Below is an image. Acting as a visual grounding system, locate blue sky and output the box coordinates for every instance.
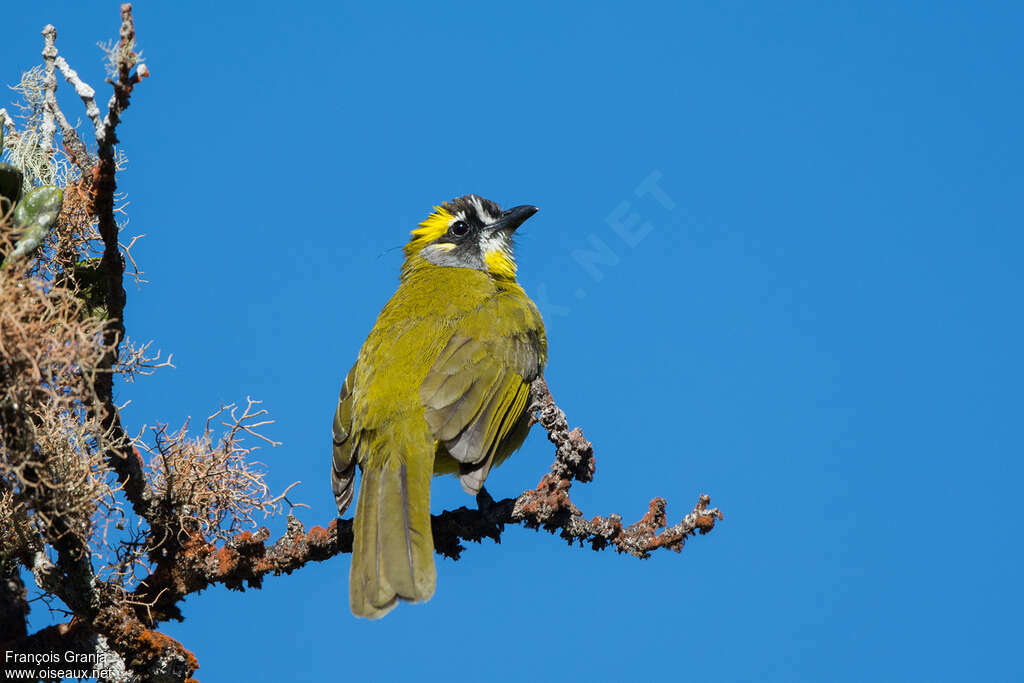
[7,1,1023,680]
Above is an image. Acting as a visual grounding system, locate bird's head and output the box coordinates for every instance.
[403,194,538,281]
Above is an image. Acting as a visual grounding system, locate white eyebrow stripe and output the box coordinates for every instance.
[469,195,497,225]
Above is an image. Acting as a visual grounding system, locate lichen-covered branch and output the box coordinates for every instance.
[88,5,156,528]
[123,378,722,615]
[38,26,58,155]
[2,617,195,683]
[0,6,192,682]
[44,4,162,536]
[510,377,722,557]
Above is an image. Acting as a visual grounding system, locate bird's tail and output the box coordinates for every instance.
[350,453,436,619]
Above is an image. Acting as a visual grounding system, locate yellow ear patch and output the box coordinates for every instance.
[484,248,517,280]
[404,206,454,257]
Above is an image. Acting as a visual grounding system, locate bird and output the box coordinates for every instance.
[331,194,547,618]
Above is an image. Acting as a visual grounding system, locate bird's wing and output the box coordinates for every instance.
[419,324,542,493]
[331,363,358,516]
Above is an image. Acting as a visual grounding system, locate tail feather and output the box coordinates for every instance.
[350,457,435,618]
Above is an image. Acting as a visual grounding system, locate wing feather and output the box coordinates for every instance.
[420,330,541,484]
[331,364,358,515]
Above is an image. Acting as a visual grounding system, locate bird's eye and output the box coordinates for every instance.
[450,220,469,237]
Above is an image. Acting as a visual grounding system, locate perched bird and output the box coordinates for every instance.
[332,194,547,618]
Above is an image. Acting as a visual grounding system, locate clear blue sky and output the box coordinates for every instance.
[8,1,1023,681]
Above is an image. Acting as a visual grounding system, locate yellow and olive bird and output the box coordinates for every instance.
[331,194,547,618]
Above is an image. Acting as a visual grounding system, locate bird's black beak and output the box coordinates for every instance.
[490,205,538,233]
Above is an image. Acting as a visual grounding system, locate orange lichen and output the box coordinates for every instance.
[307,525,329,546]
[216,546,240,575]
[136,629,199,672]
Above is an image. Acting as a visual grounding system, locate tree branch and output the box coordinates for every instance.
[83,4,158,526]
[1,618,195,683]
[128,378,723,619]
[0,569,29,643]
[2,10,198,681]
